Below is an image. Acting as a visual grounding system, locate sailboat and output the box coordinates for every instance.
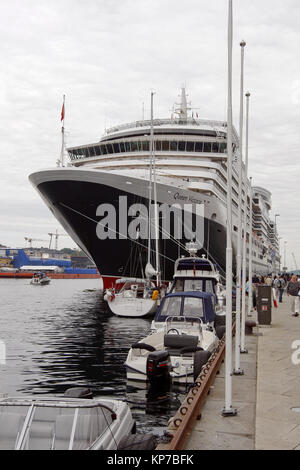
[104,93,163,318]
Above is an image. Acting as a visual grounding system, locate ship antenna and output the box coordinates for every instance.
[174,87,192,120]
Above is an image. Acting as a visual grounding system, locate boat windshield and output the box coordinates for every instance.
[159,296,204,319]
[172,278,215,294]
[182,297,204,318]
[0,401,115,450]
[159,296,182,318]
[183,279,204,292]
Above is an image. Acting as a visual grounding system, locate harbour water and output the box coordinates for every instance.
[0,279,183,436]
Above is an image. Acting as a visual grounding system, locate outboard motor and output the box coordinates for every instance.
[146,350,171,383]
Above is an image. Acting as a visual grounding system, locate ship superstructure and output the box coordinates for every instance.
[29,89,279,288]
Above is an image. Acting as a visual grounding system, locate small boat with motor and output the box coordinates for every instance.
[168,242,226,320]
[104,278,159,318]
[125,291,225,385]
[0,387,156,450]
[30,272,51,286]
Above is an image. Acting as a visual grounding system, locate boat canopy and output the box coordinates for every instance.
[0,398,116,450]
[155,291,216,323]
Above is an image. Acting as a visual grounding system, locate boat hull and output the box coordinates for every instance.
[106,296,157,318]
[29,168,273,283]
[29,169,230,285]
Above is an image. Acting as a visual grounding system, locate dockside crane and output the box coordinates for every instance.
[24,237,47,248]
[48,230,68,251]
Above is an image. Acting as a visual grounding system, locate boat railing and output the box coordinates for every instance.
[105,118,232,135]
[164,316,203,338]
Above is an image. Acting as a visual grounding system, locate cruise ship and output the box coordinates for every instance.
[29,89,279,289]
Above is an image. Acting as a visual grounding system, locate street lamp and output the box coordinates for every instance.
[233,38,246,376]
[240,91,251,355]
[284,241,287,272]
[272,214,280,275]
[278,237,282,272]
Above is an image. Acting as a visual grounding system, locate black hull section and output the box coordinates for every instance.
[38,180,228,281]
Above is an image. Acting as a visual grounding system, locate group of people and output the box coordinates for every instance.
[246,273,300,317]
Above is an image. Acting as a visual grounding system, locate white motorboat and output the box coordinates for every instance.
[30,272,51,286]
[165,242,226,324]
[125,291,224,384]
[104,278,159,318]
[0,387,138,450]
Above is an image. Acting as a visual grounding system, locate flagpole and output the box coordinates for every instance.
[222,0,237,417]
[241,91,251,354]
[248,176,253,317]
[60,95,65,168]
[233,40,246,376]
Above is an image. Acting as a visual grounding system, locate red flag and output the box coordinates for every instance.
[61,102,65,122]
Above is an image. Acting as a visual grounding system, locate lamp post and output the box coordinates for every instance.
[248,177,253,317]
[274,214,280,273]
[241,91,251,354]
[278,237,282,272]
[233,39,246,376]
[222,0,237,417]
[284,241,287,272]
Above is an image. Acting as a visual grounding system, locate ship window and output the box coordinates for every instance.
[186,141,195,152]
[88,147,95,157]
[142,141,149,151]
[94,146,101,155]
[203,142,212,152]
[125,142,131,152]
[119,142,125,152]
[170,141,178,151]
[178,141,186,151]
[212,143,219,153]
[155,141,162,151]
[113,143,120,153]
[162,141,169,151]
[101,144,107,155]
[131,141,138,152]
[106,144,113,154]
[219,143,227,153]
[195,142,203,152]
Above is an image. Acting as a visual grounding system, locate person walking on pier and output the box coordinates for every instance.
[274,275,286,303]
[287,275,300,317]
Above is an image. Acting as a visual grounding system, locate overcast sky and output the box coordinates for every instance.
[0,0,299,270]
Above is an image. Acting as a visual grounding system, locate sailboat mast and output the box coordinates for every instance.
[152,93,161,286]
[147,93,154,266]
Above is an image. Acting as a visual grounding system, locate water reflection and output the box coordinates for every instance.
[0,279,186,434]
